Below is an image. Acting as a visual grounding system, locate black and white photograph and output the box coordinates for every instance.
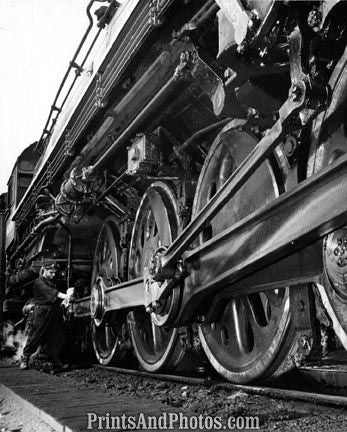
[1,0,347,430]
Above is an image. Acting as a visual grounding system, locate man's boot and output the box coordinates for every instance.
[19,357,29,370]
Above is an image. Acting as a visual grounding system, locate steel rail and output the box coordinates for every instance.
[97,365,347,408]
[96,365,212,385]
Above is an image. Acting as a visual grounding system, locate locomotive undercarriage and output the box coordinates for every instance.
[5,0,347,383]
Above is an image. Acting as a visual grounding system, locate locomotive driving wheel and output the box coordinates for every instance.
[194,127,308,383]
[310,49,347,348]
[91,216,127,365]
[127,182,186,372]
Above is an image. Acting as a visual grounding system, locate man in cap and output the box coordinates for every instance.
[20,260,74,370]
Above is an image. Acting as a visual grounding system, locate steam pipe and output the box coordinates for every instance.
[174,118,232,156]
[13,213,61,260]
[75,170,127,223]
[91,74,189,171]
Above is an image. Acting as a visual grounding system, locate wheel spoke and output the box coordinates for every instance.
[102,234,107,261]
[92,218,125,365]
[92,318,121,365]
[230,298,250,354]
[151,319,163,352]
[262,290,283,309]
[147,189,171,246]
[145,210,154,242]
[128,182,186,372]
[242,295,269,350]
[105,323,114,350]
[104,224,118,278]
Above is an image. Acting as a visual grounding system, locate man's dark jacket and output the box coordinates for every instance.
[23,276,64,364]
[33,276,59,305]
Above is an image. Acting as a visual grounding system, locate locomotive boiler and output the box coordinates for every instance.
[2,0,347,384]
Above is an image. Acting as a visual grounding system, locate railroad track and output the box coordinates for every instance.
[3,358,347,432]
[95,364,347,409]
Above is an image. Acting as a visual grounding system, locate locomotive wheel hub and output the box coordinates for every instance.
[90,277,106,325]
[324,228,347,301]
[143,246,180,326]
[148,246,166,278]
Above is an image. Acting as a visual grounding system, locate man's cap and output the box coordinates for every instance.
[42,260,59,270]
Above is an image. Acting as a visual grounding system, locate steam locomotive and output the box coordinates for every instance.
[1,0,347,384]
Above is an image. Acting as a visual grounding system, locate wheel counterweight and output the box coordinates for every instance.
[193,126,310,383]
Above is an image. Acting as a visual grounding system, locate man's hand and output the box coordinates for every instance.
[66,287,75,299]
[61,288,75,307]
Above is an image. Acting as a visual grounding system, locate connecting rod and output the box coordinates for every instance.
[158,92,305,280]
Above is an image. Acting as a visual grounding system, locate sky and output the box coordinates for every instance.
[0,0,91,193]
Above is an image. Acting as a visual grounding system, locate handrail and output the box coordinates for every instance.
[35,0,109,153]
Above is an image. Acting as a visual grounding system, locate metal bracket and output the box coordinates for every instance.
[51,105,62,114]
[46,162,53,184]
[70,60,84,77]
[63,130,73,157]
[94,73,106,108]
[173,50,198,80]
[149,0,164,27]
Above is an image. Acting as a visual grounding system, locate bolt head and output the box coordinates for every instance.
[152,301,161,310]
[290,84,302,101]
